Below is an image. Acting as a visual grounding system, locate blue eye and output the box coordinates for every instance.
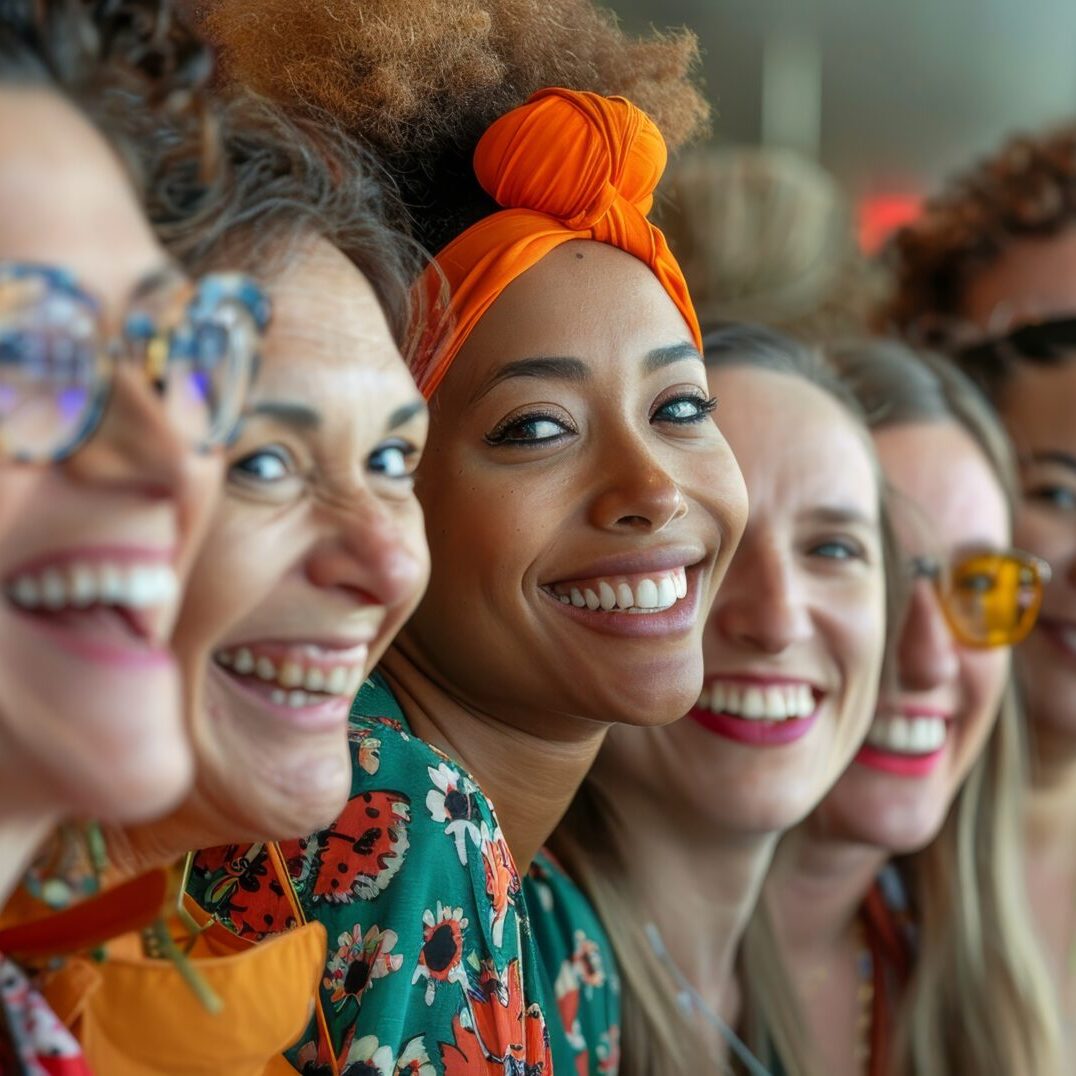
[484,412,575,447]
[811,539,863,561]
[1027,483,1076,511]
[653,394,717,424]
[368,439,416,478]
[230,445,293,482]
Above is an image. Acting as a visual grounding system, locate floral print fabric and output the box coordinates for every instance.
[0,955,92,1076]
[189,673,553,1075]
[523,853,620,1075]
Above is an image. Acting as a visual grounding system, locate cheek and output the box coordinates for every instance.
[952,651,1009,775]
[1015,508,1075,567]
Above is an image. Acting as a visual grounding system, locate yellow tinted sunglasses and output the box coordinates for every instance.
[909,549,1051,648]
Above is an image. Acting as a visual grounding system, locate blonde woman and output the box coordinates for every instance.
[761,341,1061,1076]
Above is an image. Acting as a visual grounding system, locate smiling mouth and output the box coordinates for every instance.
[215,644,367,710]
[863,713,949,757]
[543,566,689,614]
[4,558,178,648]
[695,679,819,722]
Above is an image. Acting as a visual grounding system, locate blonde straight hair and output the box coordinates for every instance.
[742,340,1062,1075]
[551,324,885,1076]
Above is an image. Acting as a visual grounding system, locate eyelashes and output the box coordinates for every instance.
[484,392,717,448]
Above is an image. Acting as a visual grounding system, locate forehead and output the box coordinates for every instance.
[444,240,695,398]
[962,226,1076,329]
[874,421,1009,551]
[253,236,413,401]
[711,365,878,516]
[1000,360,1076,457]
[0,88,164,307]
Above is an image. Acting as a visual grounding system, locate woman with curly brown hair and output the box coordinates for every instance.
[885,126,1076,1057]
[187,4,750,1074]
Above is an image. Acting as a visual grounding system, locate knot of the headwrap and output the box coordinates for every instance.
[412,87,700,399]
[474,87,665,230]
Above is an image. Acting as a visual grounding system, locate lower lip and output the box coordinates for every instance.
[543,576,702,639]
[687,705,820,746]
[1037,620,1076,663]
[854,742,946,778]
[210,662,352,733]
[6,606,171,668]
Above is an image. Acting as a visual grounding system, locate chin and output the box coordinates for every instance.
[66,750,194,824]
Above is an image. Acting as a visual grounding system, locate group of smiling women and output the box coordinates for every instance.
[1,1,1075,1074]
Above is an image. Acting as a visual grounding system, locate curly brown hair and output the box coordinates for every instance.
[0,0,217,203]
[152,90,419,347]
[198,0,708,251]
[882,123,1076,340]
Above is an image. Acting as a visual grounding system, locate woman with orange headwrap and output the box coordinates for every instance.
[189,85,748,1075]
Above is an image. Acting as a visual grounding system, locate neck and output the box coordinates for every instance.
[591,755,776,1026]
[0,756,64,907]
[1025,719,1076,862]
[379,644,608,870]
[767,821,888,958]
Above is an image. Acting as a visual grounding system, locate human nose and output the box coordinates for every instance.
[710,534,812,654]
[587,433,688,534]
[306,492,429,610]
[896,579,960,691]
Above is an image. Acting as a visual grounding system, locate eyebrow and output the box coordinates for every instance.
[802,505,877,528]
[247,400,322,429]
[1022,449,1076,473]
[471,341,704,404]
[388,399,427,431]
[643,342,704,374]
[129,262,185,302]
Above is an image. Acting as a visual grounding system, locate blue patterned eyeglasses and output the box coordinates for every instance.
[0,263,271,462]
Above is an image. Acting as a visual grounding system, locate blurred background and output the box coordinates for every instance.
[618,0,1076,255]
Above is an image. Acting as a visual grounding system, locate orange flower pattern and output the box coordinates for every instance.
[190,676,553,1075]
[523,852,621,1075]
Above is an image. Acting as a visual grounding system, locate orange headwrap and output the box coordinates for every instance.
[412,86,702,398]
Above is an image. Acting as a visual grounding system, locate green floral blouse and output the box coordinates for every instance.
[189,673,553,1074]
[523,851,621,1075]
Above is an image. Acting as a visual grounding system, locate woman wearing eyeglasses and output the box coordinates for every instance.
[760,341,1061,1076]
[0,3,267,1070]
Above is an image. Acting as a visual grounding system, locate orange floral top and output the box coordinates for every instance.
[188,673,553,1075]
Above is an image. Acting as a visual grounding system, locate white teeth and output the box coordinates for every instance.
[697,680,818,722]
[764,687,787,720]
[674,568,688,600]
[6,561,180,616]
[867,714,947,756]
[552,567,689,613]
[219,646,365,700]
[41,569,66,610]
[742,687,765,719]
[280,661,304,688]
[11,576,40,609]
[326,666,349,694]
[69,564,96,608]
[657,577,677,608]
[636,578,659,609]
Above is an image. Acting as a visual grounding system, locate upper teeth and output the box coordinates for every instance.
[6,562,179,611]
[552,567,688,613]
[695,680,815,721]
[216,648,366,698]
[866,714,947,756]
